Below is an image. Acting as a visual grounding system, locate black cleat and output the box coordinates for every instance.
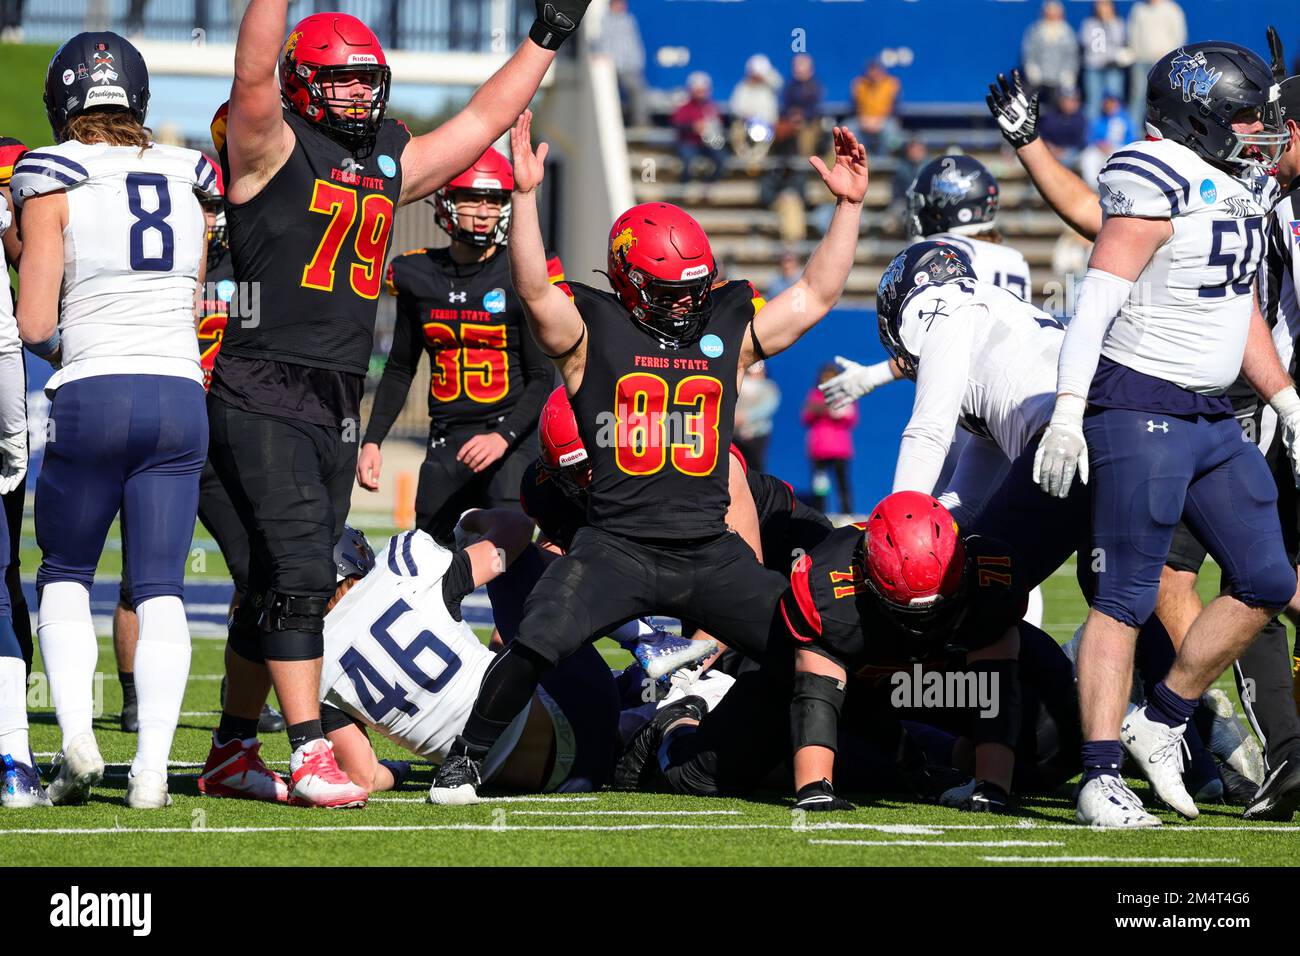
[1243,751,1300,821]
[119,699,139,733]
[1218,765,1259,807]
[613,695,706,791]
[428,753,482,805]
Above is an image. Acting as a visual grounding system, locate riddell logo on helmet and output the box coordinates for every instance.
[348,53,379,65]
[471,177,503,189]
[679,265,711,280]
[558,450,588,467]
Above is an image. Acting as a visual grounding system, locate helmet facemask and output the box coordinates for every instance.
[625,268,716,349]
[434,188,512,248]
[291,62,391,144]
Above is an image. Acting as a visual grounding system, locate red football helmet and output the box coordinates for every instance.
[279,13,392,142]
[433,147,514,248]
[606,203,717,349]
[198,155,227,256]
[539,386,591,499]
[860,491,967,638]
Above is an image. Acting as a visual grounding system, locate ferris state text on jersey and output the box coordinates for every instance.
[565,279,764,540]
[217,109,411,377]
[384,246,562,430]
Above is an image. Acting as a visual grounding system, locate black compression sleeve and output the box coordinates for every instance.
[363,292,422,446]
[494,319,555,446]
[441,549,476,622]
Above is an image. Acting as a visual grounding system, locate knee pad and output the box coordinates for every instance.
[259,591,327,661]
[227,593,265,663]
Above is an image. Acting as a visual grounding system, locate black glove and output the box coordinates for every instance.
[793,778,855,813]
[941,779,1012,814]
[529,0,592,51]
[986,70,1039,150]
[1267,26,1287,83]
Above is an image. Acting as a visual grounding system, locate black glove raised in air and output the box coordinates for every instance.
[529,0,592,51]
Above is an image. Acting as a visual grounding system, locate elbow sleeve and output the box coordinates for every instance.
[1056,268,1133,399]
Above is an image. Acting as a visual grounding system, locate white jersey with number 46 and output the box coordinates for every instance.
[321,531,494,761]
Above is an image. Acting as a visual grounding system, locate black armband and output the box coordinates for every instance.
[791,670,846,753]
[969,659,1021,749]
[748,321,769,362]
[542,323,586,360]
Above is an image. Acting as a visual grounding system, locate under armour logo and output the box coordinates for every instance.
[1145,420,1169,433]
[1124,734,1136,745]
[449,291,467,303]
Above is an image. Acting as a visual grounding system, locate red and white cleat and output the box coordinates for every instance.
[197,732,289,803]
[289,739,368,809]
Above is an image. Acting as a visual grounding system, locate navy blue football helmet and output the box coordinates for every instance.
[44,32,150,141]
[906,155,1000,238]
[1146,41,1287,175]
[876,241,974,380]
[334,525,376,581]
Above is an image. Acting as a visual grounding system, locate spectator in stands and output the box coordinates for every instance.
[1022,1,1080,106]
[782,54,826,158]
[1039,88,1088,163]
[1089,93,1134,150]
[766,248,802,299]
[1127,0,1186,129]
[593,0,649,128]
[729,54,782,162]
[671,71,728,185]
[889,138,928,230]
[735,361,781,473]
[851,59,902,156]
[0,0,23,42]
[804,365,857,515]
[1079,0,1127,124]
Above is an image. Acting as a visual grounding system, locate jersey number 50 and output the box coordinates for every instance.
[615,373,723,477]
[302,180,395,299]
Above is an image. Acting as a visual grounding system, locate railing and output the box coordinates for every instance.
[21,0,538,53]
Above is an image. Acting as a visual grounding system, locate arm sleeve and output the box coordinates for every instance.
[493,253,562,446]
[1055,268,1135,399]
[935,434,1010,528]
[440,549,476,621]
[363,276,423,446]
[893,311,974,495]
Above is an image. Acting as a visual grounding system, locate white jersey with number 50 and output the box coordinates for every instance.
[1095,137,1280,392]
[11,140,218,390]
[321,531,494,761]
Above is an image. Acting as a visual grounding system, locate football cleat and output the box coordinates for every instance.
[1218,765,1260,806]
[1243,749,1300,822]
[197,731,289,803]
[1203,689,1265,784]
[1121,705,1198,819]
[125,769,172,809]
[613,695,706,791]
[46,732,105,806]
[1,753,51,808]
[289,739,368,809]
[634,633,717,682]
[428,753,483,806]
[1076,774,1162,828]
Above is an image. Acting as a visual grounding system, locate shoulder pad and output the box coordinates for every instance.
[385,248,429,295]
[1098,141,1195,219]
[11,143,91,205]
[382,529,453,584]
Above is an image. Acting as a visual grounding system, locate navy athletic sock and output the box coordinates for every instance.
[1081,740,1124,783]
[216,712,260,746]
[1148,681,1197,728]
[286,719,324,752]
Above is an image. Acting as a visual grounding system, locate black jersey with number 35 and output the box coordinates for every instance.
[567,279,764,539]
[219,110,411,376]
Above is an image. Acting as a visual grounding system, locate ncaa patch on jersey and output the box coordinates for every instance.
[378,154,397,178]
[217,279,238,302]
[483,288,507,313]
[1200,178,1217,204]
[1290,220,1300,245]
[700,334,724,358]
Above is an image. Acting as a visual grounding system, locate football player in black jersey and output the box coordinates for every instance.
[429,113,867,804]
[357,147,558,544]
[204,0,594,807]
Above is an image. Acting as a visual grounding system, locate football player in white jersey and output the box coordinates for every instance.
[1034,42,1300,827]
[12,32,218,809]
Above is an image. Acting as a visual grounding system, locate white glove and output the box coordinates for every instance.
[818,356,895,411]
[1271,386,1300,488]
[1032,394,1089,499]
[0,431,26,495]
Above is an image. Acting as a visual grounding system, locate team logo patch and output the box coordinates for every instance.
[378,154,397,178]
[1169,48,1222,106]
[929,158,977,207]
[879,256,907,299]
[700,334,724,358]
[91,44,118,85]
[84,87,128,109]
[1100,184,1133,217]
[284,30,303,58]
[483,288,507,313]
[611,227,636,260]
[1289,220,1300,245]
[76,62,89,80]
[1200,178,1217,204]
[62,69,75,85]
[217,279,237,302]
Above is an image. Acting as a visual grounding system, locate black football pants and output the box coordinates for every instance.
[416,428,534,545]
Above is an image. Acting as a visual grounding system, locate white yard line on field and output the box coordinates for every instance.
[983,855,1240,864]
[811,839,1065,848]
[509,809,741,816]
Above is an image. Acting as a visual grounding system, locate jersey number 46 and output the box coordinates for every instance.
[339,598,462,723]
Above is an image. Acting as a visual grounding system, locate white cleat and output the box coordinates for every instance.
[126,769,173,809]
[1203,689,1265,785]
[1076,775,1162,828]
[46,733,105,806]
[1122,705,1198,819]
[635,634,718,681]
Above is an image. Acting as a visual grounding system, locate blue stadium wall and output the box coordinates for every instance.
[638,0,1296,104]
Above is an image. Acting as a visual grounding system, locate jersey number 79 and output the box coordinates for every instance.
[301,179,395,299]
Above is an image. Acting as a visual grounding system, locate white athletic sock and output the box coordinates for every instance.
[0,655,29,759]
[37,581,98,749]
[130,596,192,777]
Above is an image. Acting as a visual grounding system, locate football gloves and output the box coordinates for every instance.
[940,778,1012,814]
[818,356,896,411]
[1033,394,1088,499]
[0,431,26,496]
[793,778,855,813]
[1271,386,1300,488]
[529,0,592,51]
[986,70,1039,150]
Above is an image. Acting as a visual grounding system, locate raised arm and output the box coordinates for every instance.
[507,112,586,390]
[893,312,975,496]
[224,0,296,202]
[399,1,592,206]
[743,128,868,366]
